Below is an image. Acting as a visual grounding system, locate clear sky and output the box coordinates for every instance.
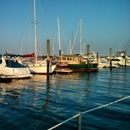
[0,0,130,56]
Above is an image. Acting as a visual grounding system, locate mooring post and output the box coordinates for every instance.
[77,113,82,130]
[110,48,112,70]
[97,52,99,63]
[47,39,50,80]
[59,50,61,57]
[87,45,90,72]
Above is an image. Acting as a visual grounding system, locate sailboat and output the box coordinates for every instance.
[57,18,98,72]
[26,0,56,74]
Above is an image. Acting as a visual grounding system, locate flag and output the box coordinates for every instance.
[23,53,35,58]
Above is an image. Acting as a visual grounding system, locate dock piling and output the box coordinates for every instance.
[47,39,50,80]
[110,48,112,70]
[87,45,90,72]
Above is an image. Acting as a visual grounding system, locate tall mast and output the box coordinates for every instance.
[80,18,82,55]
[71,31,73,54]
[57,17,61,56]
[34,0,37,63]
[52,37,55,56]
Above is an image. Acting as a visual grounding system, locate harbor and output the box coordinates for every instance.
[0,0,130,129]
[0,68,130,130]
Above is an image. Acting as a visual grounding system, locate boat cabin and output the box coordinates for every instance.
[59,55,85,64]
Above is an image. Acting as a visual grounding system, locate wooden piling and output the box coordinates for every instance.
[110,48,112,70]
[97,52,99,63]
[59,50,61,56]
[77,114,82,130]
[87,45,90,72]
[47,39,50,80]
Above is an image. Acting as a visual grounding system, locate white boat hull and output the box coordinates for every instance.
[0,67,33,79]
[0,54,33,80]
[28,64,56,74]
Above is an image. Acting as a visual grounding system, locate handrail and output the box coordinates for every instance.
[48,96,130,130]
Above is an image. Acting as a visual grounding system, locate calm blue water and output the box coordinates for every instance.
[0,68,130,130]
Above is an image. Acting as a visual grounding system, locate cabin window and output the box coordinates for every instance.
[62,57,66,60]
[67,57,72,60]
[73,57,76,61]
[111,59,120,61]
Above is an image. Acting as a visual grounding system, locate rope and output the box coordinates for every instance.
[48,96,130,130]
[82,96,130,114]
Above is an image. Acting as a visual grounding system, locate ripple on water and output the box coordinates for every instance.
[0,69,130,130]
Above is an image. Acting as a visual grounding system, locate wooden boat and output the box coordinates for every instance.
[58,55,98,72]
[54,62,73,74]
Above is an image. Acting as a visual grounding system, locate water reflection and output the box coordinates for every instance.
[0,79,30,106]
[0,75,48,107]
[0,70,129,130]
[86,73,91,97]
[108,70,112,94]
[42,81,51,110]
[3,89,20,106]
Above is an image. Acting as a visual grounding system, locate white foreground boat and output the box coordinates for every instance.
[24,0,56,74]
[28,62,56,74]
[0,55,33,80]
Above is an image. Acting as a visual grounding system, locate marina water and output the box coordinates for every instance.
[0,68,130,130]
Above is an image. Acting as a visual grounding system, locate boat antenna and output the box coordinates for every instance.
[122,40,130,51]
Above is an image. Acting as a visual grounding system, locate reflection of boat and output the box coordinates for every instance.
[58,55,98,72]
[0,54,33,81]
[24,0,56,74]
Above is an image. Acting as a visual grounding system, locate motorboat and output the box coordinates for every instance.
[0,54,33,80]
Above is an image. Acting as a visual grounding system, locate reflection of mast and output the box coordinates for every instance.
[57,17,61,56]
[69,31,73,54]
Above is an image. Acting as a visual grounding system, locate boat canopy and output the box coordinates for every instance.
[0,54,23,58]
[0,59,26,68]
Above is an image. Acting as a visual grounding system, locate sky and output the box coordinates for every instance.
[0,0,130,56]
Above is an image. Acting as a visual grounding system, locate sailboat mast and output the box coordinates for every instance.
[52,37,55,56]
[71,31,73,54]
[57,17,61,56]
[34,0,37,63]
[80,18,82,55]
